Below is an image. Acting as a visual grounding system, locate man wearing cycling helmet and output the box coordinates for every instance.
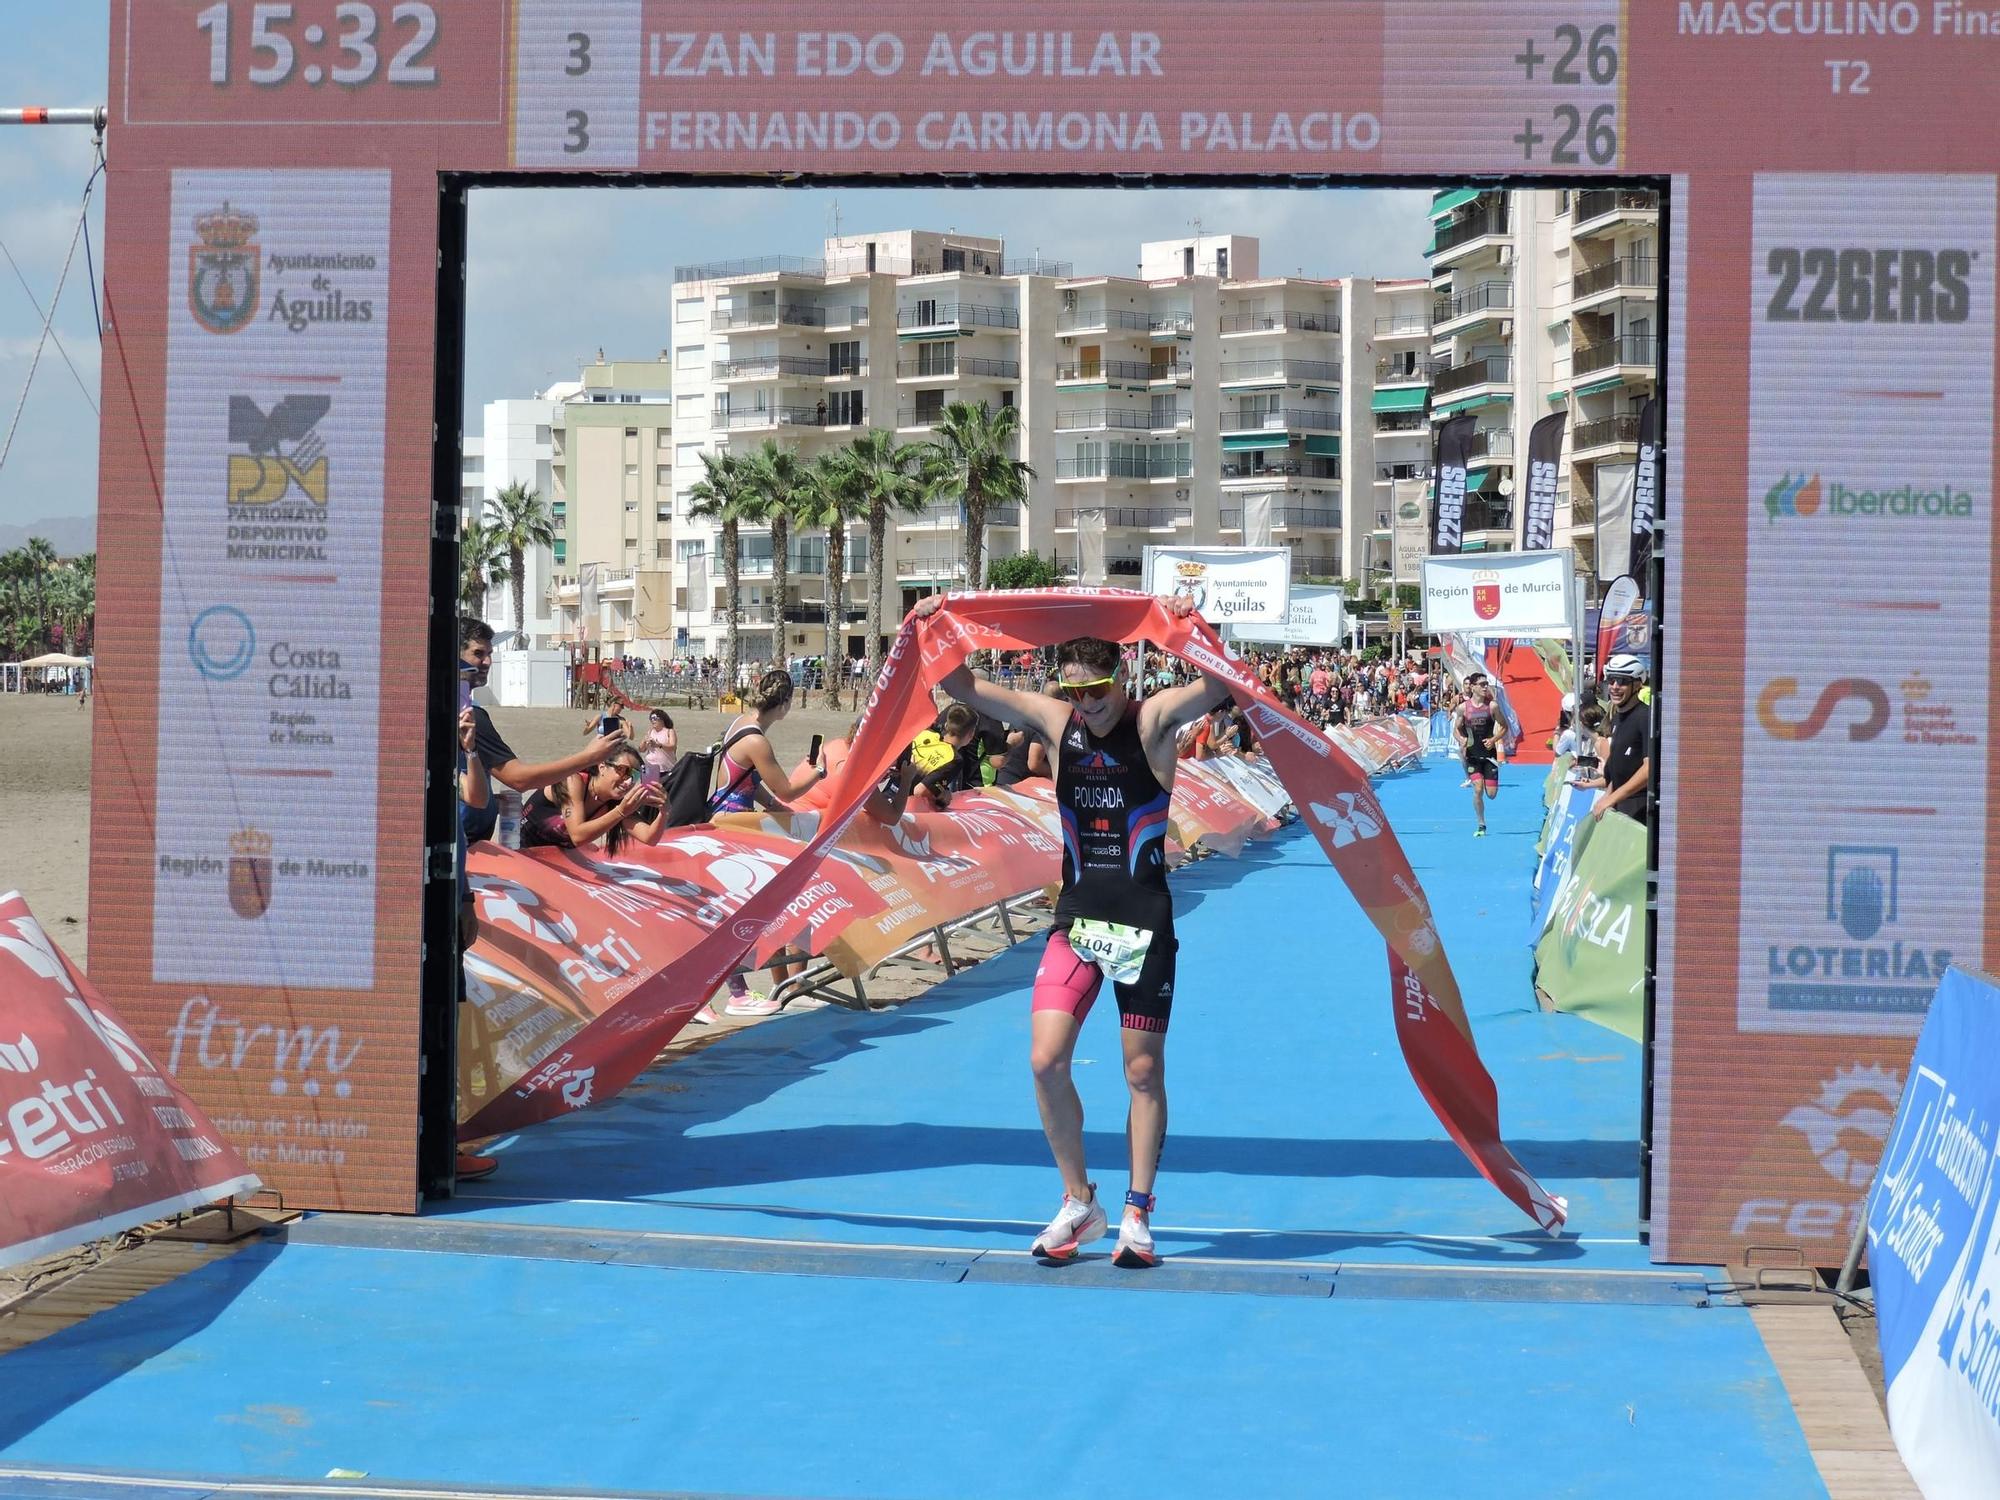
[1592,653,1651,823]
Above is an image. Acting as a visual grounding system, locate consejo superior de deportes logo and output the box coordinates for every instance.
[188,605,255,680]
[1763,472,1974,524]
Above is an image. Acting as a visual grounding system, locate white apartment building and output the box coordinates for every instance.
[474,388,565,646]
[1426,185,1660,587]
[667,227,1420,663]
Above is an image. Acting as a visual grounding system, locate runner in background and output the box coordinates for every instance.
[916,593,1233,1269]
[1454,673,1504,837]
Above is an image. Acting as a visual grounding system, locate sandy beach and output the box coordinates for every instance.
[0,692,878,974]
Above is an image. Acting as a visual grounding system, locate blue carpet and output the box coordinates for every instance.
[0,764,1827,1498]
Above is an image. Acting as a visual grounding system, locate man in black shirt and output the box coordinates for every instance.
[459,618,626,840]
[1593,653,1652,825]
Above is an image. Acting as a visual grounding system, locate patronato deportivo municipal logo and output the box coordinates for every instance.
[1471,569,1501,622]
[227,394,329,506]
[188,203,260,334]
[1763,471,1972,524]
[228,827,274,919]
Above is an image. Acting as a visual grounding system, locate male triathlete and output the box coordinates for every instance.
[1454,672,1504,837]
[916,594,1233,1268]
[1591,654,1652,824]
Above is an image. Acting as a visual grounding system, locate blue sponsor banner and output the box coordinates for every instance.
[1867,966,2000,1497]
[1530,785,1590,944]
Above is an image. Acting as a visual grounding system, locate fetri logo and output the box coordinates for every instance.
[1763,472,1973,524]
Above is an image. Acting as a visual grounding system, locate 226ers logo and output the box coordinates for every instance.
[1472,570,1501,622]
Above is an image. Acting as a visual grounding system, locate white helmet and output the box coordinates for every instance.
[1603,653,1647,681]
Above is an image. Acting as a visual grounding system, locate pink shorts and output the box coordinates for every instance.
[1031,927,1176,1034]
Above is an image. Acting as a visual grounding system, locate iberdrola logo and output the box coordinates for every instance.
[1764,472,1822,523]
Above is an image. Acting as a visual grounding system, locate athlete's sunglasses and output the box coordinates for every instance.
[1060,676,1119,702]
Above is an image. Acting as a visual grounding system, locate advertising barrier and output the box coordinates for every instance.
[1532,810,1646,1042]
[1225,586,1348,648]
[1865,967,2000,1500]
[0,893,258,1271]
[1530,779,1589,942]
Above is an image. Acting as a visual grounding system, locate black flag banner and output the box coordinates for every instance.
[1429,414,1475,556]
[1631,396,1661,582]
[1523,412,1566,551]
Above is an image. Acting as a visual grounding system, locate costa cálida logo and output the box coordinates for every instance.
[188,203,260,335]
[228,827,274,919]
[1471,569,1502,621]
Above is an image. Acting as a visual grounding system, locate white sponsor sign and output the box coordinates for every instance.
[1143,545,1291,626]
[1227,585,1347,646]
[1421,550,1572,636]
[154,171,389,990]
[1738,174,1993,1036]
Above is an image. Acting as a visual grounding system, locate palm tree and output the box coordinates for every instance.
[21,537,58,655]
[840,429,924,681]
[916,403,1035,589]
[801,450,872,705]
[741,441,810,668]
[685,450,757,692]
[484,482,557,647]
[458,517,509,614]
[0,550,27,655]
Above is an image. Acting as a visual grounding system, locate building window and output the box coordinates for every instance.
[620,394,641,403]
[999,388,1014,409]
[827,340,861,375]
[553,540,566,565]
[656,464,671,486]
[675,345,704,372]
[535,425,551,445]
[677,539,707,562]
[914,342,955,377]
[915,389,946,424]
[828,389,864,426]
[675,297,704,323]
[675,393,702,420]
[677,442,705,469]
[942,247,965,272]
[624,427,638,439]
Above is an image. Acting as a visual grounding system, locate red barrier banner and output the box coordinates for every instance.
[462,590,1565,1230]
[0,893,258,1270]
[1166,760,1276,858]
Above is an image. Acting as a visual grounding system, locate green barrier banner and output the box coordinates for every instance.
[1533,809,1646,1040]
[1535,756,1574,859]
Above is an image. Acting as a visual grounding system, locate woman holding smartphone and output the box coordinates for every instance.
[642,709,678,780]
[521,745,666,855]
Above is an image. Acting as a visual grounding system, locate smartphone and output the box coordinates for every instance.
[457,662,477,713]
[638,763,661,788]
[598,713,621,738]
[807,733,823,768]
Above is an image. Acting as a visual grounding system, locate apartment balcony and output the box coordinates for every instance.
[1055,450,1192,482]
[1055,407,1152,433]
[896,354,1020,380]
[1149,405,1193,433]
[1467,427,1514,466]
[898,556,964,581]
[1571,335,1657,382]
[1056,358,1152,383]
[710,302,827,332]
[1570,188,1660,240]
[1433,280,1514,335]
[984,506,1022,527]
[676,255,827,283]
[1373,314,1432,340]
[1430,203,1511,267]
[1571,412,1641,459]
[1431,355,1512,398]
[1149,313,1195,339]
[711,404,846,431]
[895,505,1021,530]
[823,360,869,380]
[822,304,870,331]
[897,302,1021,332]
[1221,458,1339,483]
[1056,306,1149,334]
[895,405,944,431]
[1054,507,1192,531]
[1149,359,1193,385]
[1374,412,1429,435]
[1462,498,1515,536]
[1219,310,1340,336]
[1569,256,1657,313]
[1375,356,1435,384]
[1377,462,1431,483]
[1218,358,1341,387]
[1290,553,1341,580]
[1216,508,1340,531]
[1220,406,1340,434]
[712,354,827,382]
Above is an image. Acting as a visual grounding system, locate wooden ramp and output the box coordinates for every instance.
[1753,1306,1918,1499]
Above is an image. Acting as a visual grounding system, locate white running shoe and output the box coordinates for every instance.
[689,1002,718,1026]
[723,988,781,1018]
[1030,1185,1107,1262]
[1113,1209,1160,1269]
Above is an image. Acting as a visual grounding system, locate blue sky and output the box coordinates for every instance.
[0,8,1430,534]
